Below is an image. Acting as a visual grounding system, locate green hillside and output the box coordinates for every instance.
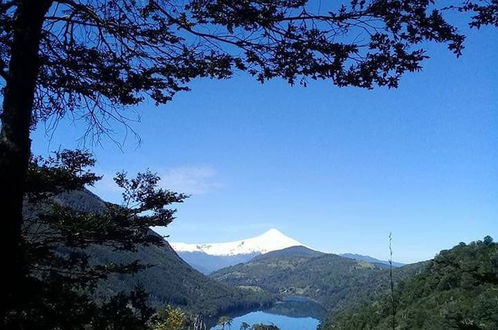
[26,190,271,317]
[210,246,425,318]
[88,239,271,317]
[324,237,498,329]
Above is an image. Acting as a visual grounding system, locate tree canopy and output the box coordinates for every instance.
[5,149,186,328]
[0,0,497,324]
[1,0,497,135]
[324,237,498,330]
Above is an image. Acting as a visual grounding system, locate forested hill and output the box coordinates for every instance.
[210,246,426,319]
[324,237,498,330]
[88,236,271,317]
[25,190,271,317]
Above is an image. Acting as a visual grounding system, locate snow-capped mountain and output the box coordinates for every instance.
[171,229,306,273]
[172,228,304,256]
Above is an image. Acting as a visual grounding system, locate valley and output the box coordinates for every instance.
[3,1,496,329]
[23,188,498,329]
[208,245,425,320]
[171,229,427,323]
[25,190,272,318]
[171,232,498,329]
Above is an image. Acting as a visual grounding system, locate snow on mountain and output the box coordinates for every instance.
[171,229,305,257]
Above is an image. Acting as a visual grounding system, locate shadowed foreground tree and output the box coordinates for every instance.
[217,316,233,330]
[153,305,189,330]
[0,0,497,320]
[252,324,280,330]
[5,149,186,328]
[153,305,208,330]
[241,321,251,330]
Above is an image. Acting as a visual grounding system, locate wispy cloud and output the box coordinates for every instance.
[159,166,222,195]
[90,165,221,202]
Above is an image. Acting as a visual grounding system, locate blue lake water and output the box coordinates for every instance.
[208,297,324,330]
[209,310,320,330]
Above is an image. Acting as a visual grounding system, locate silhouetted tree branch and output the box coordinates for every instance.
[0,0,496,323]
[5,149,186,328]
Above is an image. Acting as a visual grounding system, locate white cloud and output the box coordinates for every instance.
[160,166,222,195]
[90,166,221,203]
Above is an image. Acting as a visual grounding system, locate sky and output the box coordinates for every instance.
[31,24,497,264]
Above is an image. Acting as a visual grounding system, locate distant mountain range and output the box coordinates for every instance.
[171,229,306,274]
[172,229,304,256]
[172,229,404,274]
[340,253,405,268]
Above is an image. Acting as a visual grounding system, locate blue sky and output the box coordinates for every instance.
[31,25,497,264]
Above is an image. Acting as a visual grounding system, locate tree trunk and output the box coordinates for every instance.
[0,0,51,320]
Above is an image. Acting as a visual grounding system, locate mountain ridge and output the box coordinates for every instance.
[27,190,272,317]
[172,229,309,273]
[340,253,405,268]
[172,229,407,274]
[171,228,306,256]
[210,245,426,320]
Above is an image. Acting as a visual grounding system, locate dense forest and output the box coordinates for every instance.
[322,237,498,330]
[211,246,426,318]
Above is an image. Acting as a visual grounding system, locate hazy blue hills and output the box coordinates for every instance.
[175,251,260,274]
[171,230,400,276]
[340,253,405,268]
[326,237,498,329]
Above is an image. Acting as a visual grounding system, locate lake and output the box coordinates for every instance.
[209,310,320,330]
[209,297,325,330]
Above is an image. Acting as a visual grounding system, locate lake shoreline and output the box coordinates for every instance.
[206,296,325,329]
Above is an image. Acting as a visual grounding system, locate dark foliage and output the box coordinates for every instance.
[325,237,498,330]
[13,149,271,328]
[5,149,186,328]
[252,324,280,330]
[1,1,496,134]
